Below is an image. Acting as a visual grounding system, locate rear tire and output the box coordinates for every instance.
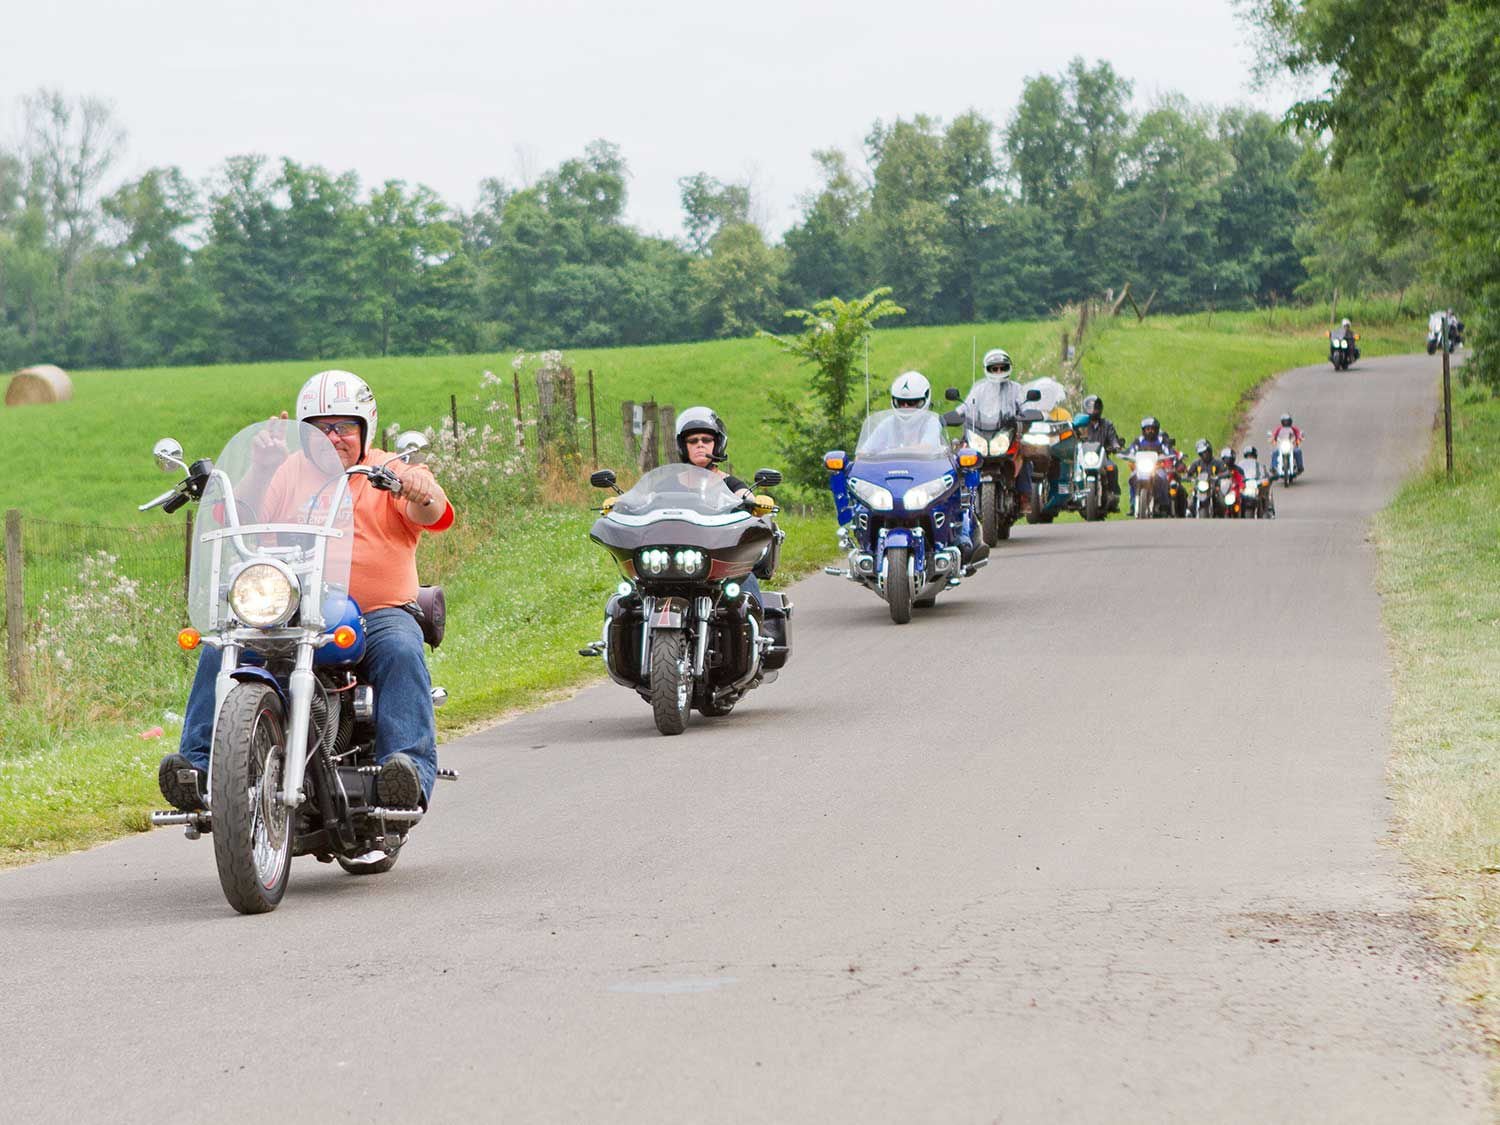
[649,631,691,735]
[211,682,294,915]
[885,547,913,625]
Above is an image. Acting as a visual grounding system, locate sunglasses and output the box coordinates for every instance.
[311,420,361,437]
[985,363,1011,373]
[684,434,716,445]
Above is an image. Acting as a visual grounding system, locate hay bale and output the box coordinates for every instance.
[5,365,73,406]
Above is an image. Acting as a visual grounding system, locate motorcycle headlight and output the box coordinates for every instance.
[1080,449,1102,470]
[903,477,953,509]
[849,478,894,510]
[636,548,671,576]
[228,561,299,628]
[672,548,708,577]
[1226,491,1238,504]
[1134,453,1159,480]
[1197,479,1210,493]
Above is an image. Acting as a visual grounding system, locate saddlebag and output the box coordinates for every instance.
[760,591,792,671]
[752,527,785,581]
[605,595,643,685]
[412,585,446,649]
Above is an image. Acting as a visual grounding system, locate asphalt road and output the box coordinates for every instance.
[0,352,1486,1123]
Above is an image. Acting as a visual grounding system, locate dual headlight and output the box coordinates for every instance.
[966,429,1011,457]
[850,476,952,511]
[228,560,300,628]
[849,478,894,511]
[636,547,708,578]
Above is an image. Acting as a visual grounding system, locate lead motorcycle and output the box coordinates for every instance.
[141,421,452,915]
[582,463,790,735]
[824,408,983,624]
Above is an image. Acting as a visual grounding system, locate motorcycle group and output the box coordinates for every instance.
[141,349,1306,913]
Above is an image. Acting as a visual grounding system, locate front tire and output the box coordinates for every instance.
[979,481,999,547]
[649,630,691,735]
[1083,480,1102,522]
[211,682,294,915]
[885,546,913,625]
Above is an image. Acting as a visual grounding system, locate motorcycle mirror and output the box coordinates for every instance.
[395,430,430,462]
[944,387,961,401]
[753,468,782,489]
[941,409,964,427]
[153,438,187,474]
[590,469,618,490]
[1024,388,1042,402]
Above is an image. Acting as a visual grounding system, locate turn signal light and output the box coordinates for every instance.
[957,449,980,468]
[824,454,845,471]
[176,628,201,651]
[332,625,358,649]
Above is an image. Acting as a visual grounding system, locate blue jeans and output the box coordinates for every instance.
[179,607,438,801]
[1271,448,1304,475]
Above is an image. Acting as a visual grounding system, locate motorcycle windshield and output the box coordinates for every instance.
[855,410,948,461]
[188,419,354,634]
[610,464,744,518]
[964,380,1012,430]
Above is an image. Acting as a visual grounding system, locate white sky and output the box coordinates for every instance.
[0,0,1298,240]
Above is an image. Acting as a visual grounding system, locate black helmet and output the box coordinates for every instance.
[1083,394,1103,418]
[1195,438,1212,457]
[1243,445,1258,459]
[1162,432,1177,449]
[1280,413,1293,427]
[675,406,727,463]
[1140,416,1159,439]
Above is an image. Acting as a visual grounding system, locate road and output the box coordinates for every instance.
[0,353,1486,1122]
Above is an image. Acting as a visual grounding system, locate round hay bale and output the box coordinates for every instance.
[5,365,73,406]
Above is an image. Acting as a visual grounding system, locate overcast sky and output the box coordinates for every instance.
[0,0,1298,240]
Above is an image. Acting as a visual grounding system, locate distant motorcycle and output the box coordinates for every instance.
[1328,332,1358,370]
[1427,313,1463,355]
[1270,431,1301,486]
[1240,467,1274,519]
[1072,435,1119,522]
[1216,470,1241,518]
[942,383,1025,545]
[1130,450,1166,519]
[583,464,790,735]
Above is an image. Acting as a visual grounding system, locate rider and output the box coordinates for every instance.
[157,370,455,816]
[1238,445,1275,517]
[1123,416,1171,510]
[674,407,767,601]
[1075,394,1121,507]
[1218,445,1246,496]
[1270,412,1305,477]
[1338,317,1360,361]
[956,348,1034,503]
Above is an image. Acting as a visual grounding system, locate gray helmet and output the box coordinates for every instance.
[1196,438,1212,457]
[1219,446,1235,464]
[675,406,727,463]
[1082,394,1103,418]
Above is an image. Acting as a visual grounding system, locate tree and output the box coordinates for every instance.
[678,173,750,255]
[691,221,785,338]
[759,287,906,490]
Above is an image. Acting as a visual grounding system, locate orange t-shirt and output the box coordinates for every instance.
[259,451,454,612]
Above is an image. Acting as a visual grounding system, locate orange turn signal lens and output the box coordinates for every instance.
[824,455,845,471]
[176,628,201,651]
[332,625,358,649]
[958,453,979,468]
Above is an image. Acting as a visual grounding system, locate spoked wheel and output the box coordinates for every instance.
[979,481,999,547]
[649,630,692,735]
[885,546,913,625]
[1134,487,1154,520]
[211,682,294,915]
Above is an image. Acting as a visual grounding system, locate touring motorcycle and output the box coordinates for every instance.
[1328,332,1358,370]
[142,421,452,915]
[582,463,790,735]
[941,383,1026,544]
[824,408,983,624]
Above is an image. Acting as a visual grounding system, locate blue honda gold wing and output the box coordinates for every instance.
[823,409,984,624]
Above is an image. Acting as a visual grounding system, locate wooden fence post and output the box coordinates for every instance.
[587,369,599,470]
[659,405,677,461]
[5,509,25,700]
[620,400,638,465]
[536,364,579,461]
[512,372,525,451]
[637,415,657,473]
[450,394,460,448]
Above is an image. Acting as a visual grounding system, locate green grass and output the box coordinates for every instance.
[1374,384,1500,1063]
[0,304,1429,863]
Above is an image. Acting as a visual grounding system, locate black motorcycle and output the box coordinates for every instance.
[942,383,1025,545]
[583,464,791,735]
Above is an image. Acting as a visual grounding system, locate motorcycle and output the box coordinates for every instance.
[141,422,452,915]
[1019,406,1080,524]
[1328,332,1358,370]
[942,383,1025,545]
[1240,467,1274,519]
[1188,469,1215,519]
[1129,449,1168,519]
[1270,431,1301,486]
[1427,313,1463,355]
[1216,470,1242,518]
[824,408,983,624]
[1072,437,1118,522]
[582,463,790,735]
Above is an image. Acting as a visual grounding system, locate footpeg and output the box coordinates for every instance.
[437,767,459,782]
[823,566,849,577]
[151,809,212,839]
[366,806,424,824]
[578,640,605,657]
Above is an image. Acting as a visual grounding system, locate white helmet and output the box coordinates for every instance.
[982,348,1012,381]
[1341,318,1351,328]
[296,369,378,456]
[890,371,931,410]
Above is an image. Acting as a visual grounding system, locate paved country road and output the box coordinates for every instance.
[0,353,1486,1123]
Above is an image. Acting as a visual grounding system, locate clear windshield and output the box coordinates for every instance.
[964,380,1014,430]
[611,464,745,518]
[189,419,354,633]
[855,410,948,460]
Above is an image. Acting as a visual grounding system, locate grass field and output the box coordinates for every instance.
[0,303,1428,863]
[1374,381,1500,1063]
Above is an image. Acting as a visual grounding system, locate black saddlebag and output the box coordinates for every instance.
[760,591,792,671]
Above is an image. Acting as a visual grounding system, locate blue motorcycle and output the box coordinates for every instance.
[823,408,984,624]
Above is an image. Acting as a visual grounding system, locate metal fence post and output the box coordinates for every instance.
[1443,315,1454,480]
[5,508,26,700]
[587,369,599,470]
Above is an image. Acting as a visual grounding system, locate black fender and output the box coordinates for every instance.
[229,665,288,711]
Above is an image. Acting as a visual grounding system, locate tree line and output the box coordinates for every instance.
[0,62,1330,372]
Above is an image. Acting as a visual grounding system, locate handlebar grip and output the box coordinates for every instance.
[162,493,189,515]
